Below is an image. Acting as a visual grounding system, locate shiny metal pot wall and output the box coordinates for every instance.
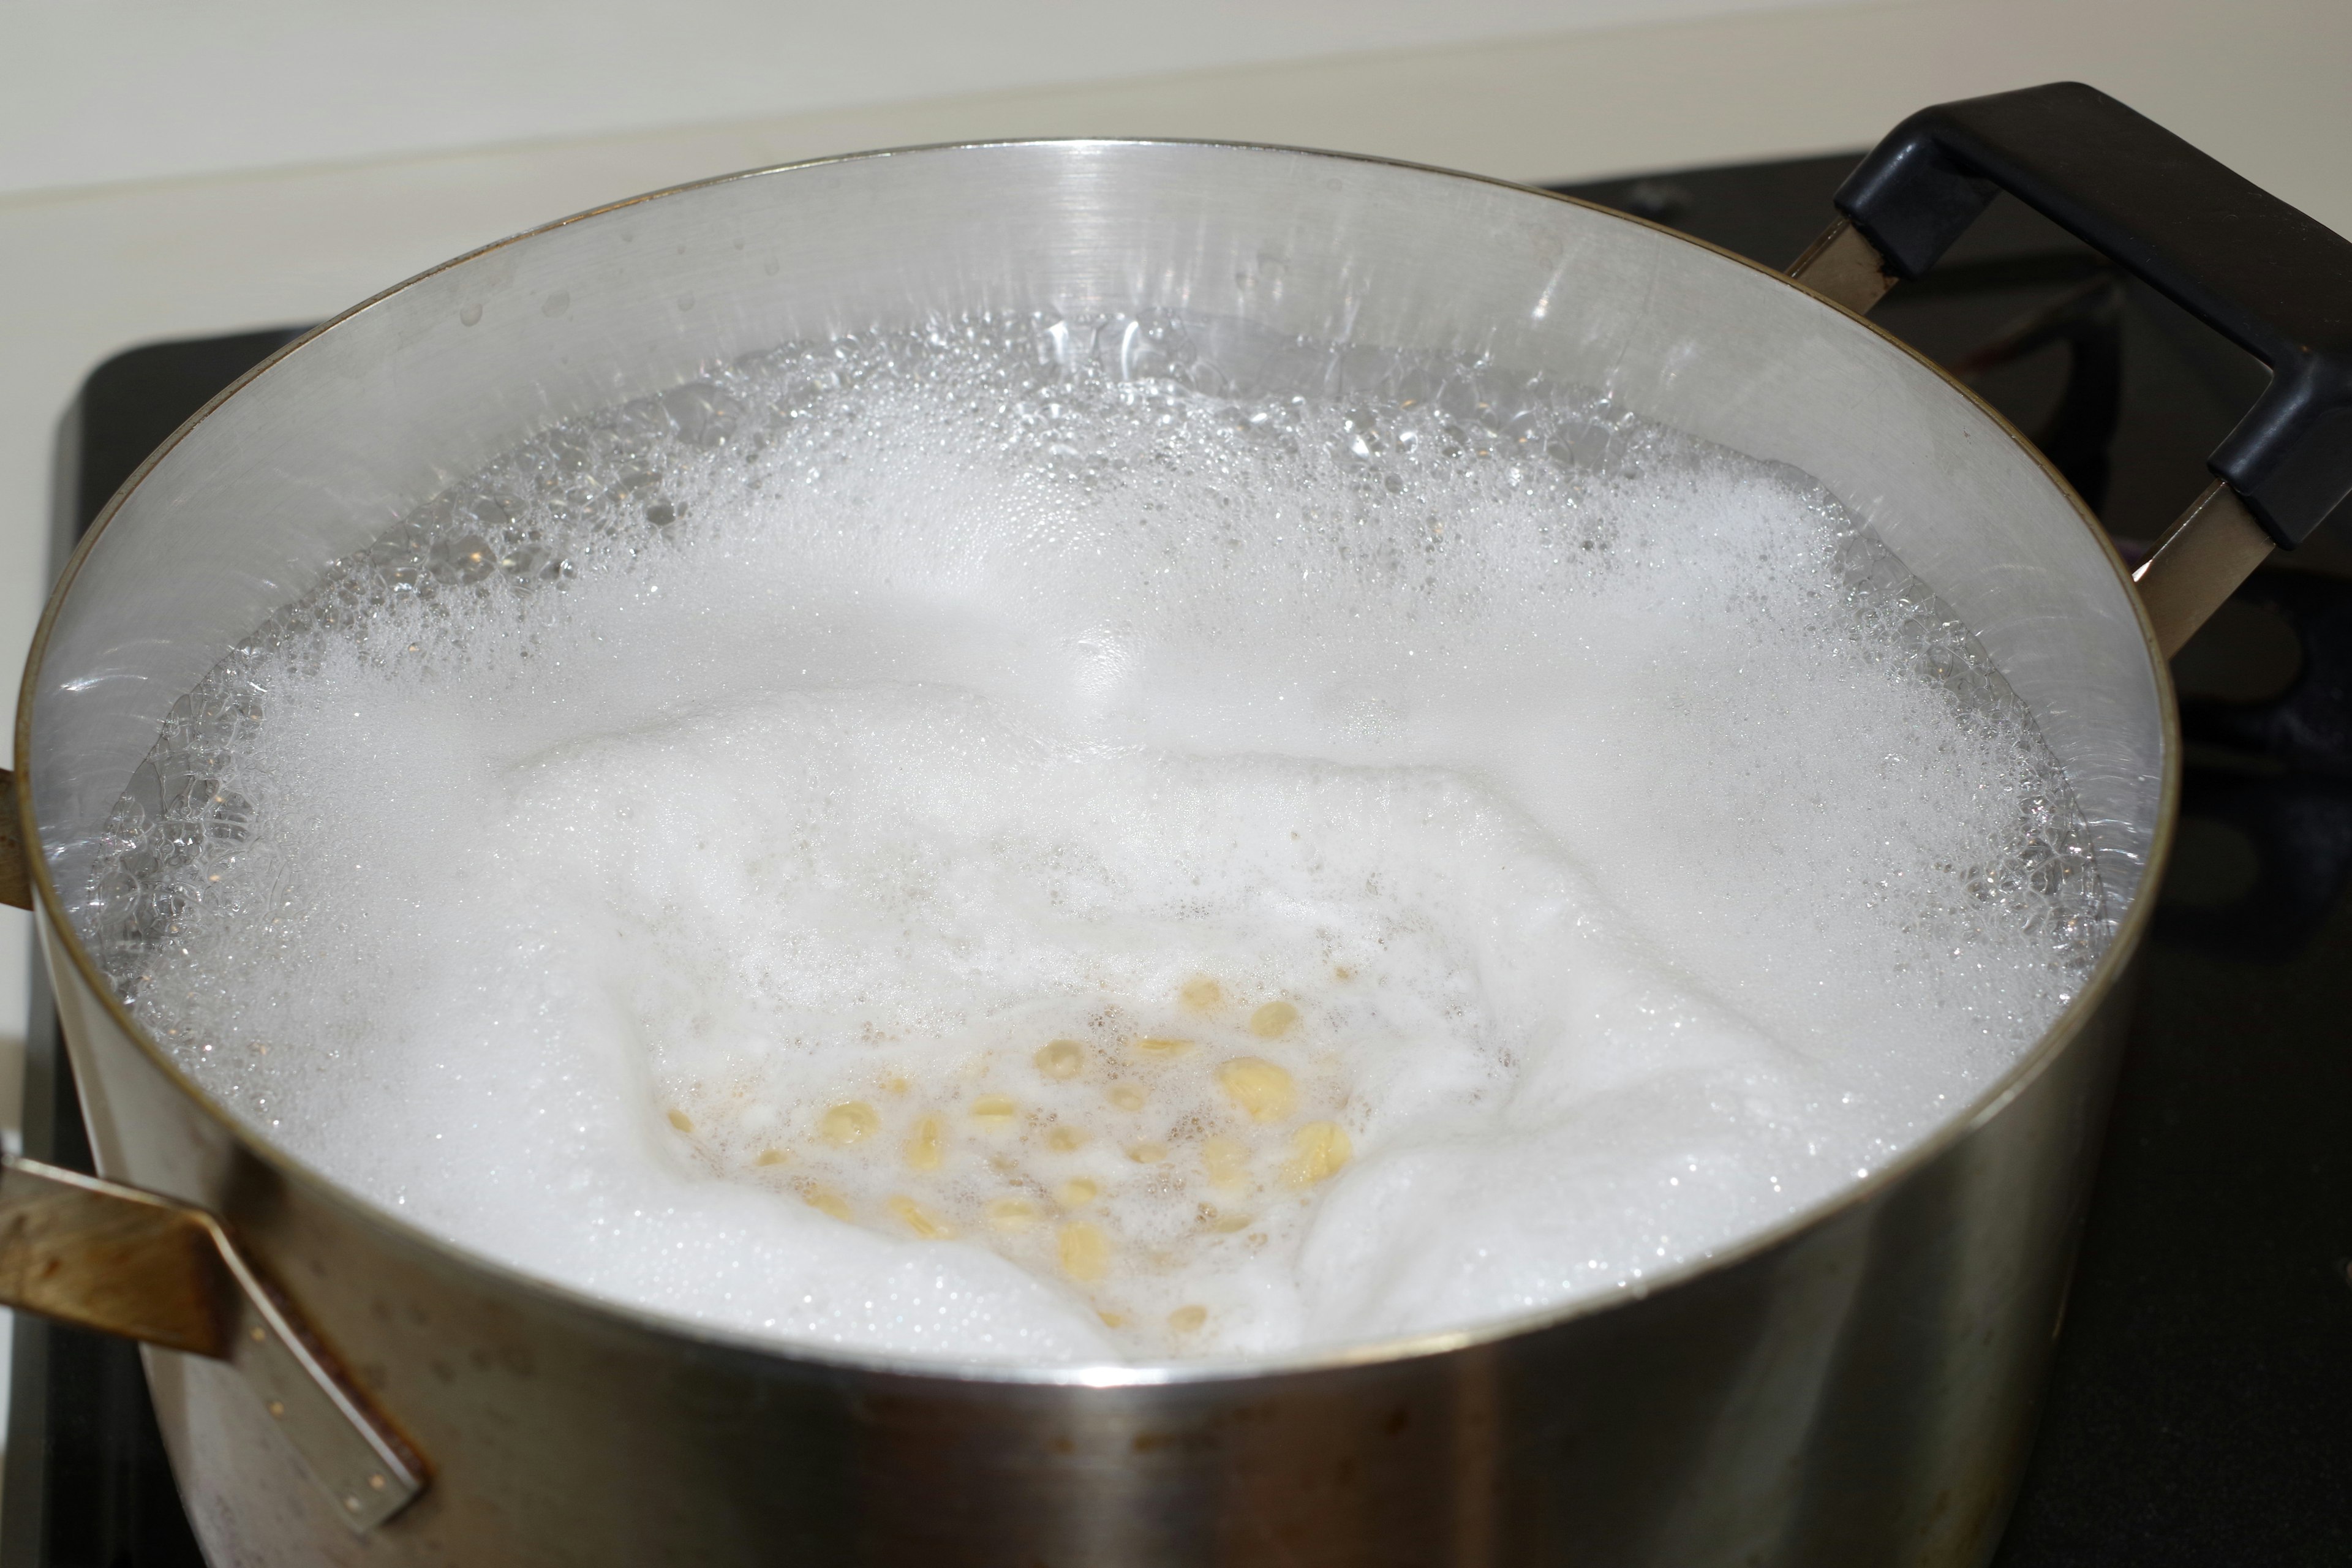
[3,126,2203,1564]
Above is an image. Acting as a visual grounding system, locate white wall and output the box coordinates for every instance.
[1,0,1855,198]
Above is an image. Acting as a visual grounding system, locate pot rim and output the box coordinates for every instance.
[11,135,2183,1390]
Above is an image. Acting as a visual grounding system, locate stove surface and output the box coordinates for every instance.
[9,160,2347,1566]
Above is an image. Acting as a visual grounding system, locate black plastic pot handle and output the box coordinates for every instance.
[1834,81,2352,549]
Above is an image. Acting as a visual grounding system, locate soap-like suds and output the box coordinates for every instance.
[67,312,2108,1364]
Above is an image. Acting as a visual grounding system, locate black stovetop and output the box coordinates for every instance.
[9,158,2348,1566]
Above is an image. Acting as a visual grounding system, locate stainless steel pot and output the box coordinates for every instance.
[6,84,2348,1566]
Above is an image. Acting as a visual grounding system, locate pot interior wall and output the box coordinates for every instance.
[26,140,2164,968]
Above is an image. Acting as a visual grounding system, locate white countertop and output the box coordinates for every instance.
[1,0,2346,1462]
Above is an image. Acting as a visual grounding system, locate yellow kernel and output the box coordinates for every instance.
[1168,1305,1208,1335]
[821,1101,880,1146]
[755,1147,790,1167]
[1284,1121,1353,1187]
[1131,1036,1193,1059]
[1248,1000,1300,1039]
[1035,1040,1086,1080]
[887,1194,953,1240]
[1058,1177,1099,1208]
[970,1095,1018,1129]
[1333,965,1354,981]
[1179,976,1223,1011]
[1209,1208,1254,1233]
[665,1109,695,1133]
[1046,1124,1089,1153]
[1216,1057,1297,1123]
[1098,1310,1128,1328]
[802,1186,852,1221]
[986,1197,1041,1232]
[1127,1142,1168,1165]
[1058,1222,1111,1282]
[882,1073,913,1098]
[903,1114,946,1172]
[1109,1084,1147,1112]
[1200,1136,1251,1190]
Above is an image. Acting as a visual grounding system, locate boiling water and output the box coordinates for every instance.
[67,312,2109,1363]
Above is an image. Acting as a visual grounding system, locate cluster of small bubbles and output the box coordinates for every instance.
[78,683,264,996]
[62,308,2115,1363]
[1830,526,2109,970]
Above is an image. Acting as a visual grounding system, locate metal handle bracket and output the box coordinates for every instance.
[0,1156,426,1531]
[2130,480,2278,658]
[1,769,29,911]
[1788,217,1900,316]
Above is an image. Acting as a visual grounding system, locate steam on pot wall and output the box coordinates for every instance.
[64,312,2110,1363]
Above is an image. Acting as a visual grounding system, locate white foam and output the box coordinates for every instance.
[78,314,2106,1363]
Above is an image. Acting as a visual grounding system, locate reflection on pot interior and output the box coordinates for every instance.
[62,312,2111,1363]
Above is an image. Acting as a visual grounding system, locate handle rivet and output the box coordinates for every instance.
[268,1400,286,1419]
